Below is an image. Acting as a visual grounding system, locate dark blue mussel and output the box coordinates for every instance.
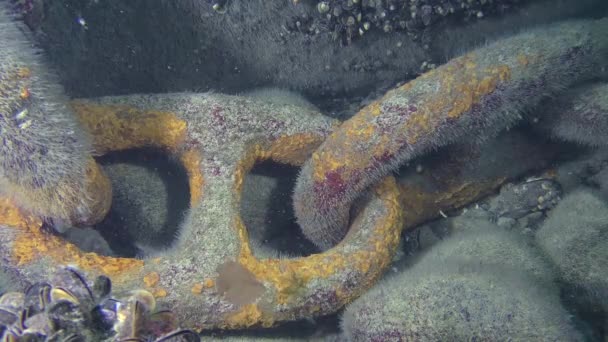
[0,267,199,341]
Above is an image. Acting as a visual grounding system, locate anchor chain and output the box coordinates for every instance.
[0,8,606,333]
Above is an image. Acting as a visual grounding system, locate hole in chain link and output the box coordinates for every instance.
[61,148,190,258]
[240,160,320,258]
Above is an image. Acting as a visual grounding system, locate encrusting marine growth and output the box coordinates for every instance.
[538,82,608,147]
[536,189,608,313]
[0,91,554,331]
[0,4,111,230]
[1,3,607,333]
[293,18,608,249]
[343,215,583,341]
[0,92,408,330]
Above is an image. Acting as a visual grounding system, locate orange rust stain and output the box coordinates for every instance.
[397,56,511,145]
[309,53,514,182]
[70,101,187,154]
[402,110,432,145]
[2,157,110,227]
[143,272,160,288]
[3,67,30,97]
[1,199,143,280]
[517,54,530,66]
[229,141,403,314]
[152,288,168,298]
[17,67,31,78]
[308,112,381,183]
[362,101,382,117]
[231,133,323,197]
[180,149,204,206]
[222,304,274,329]
[398,81,414,92]
[233,132,334,217]
[543,169,558,178]
[191,283,204,295]
[19,87,29,99]
[78,159,112,226]
[203,278,215,288]
[369,135,393,161]
[235,176,403,306]
[0,199,37,231]
[267,133,327,165]
[233,146,260,197]
[433,59,510,119]
[397,177,506,228]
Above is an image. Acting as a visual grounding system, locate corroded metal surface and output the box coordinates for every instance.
[0,93,405,330]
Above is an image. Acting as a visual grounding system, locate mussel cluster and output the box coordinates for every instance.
[0,267,199,342]
[292,0,526,45]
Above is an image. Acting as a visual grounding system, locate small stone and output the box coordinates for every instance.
[519,212,544,229]
[333,6,342,17]
[317,2,330,14]
[497,217,517,229]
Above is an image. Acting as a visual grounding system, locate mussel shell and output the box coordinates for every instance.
[15,331,46,341]
[51,268,94,308]
[146,310,177,337]
[59,333,86,342]
[90,307,117,332]
[2,331,20,342]
[114,300,146,341]
[127,290,156,312]
[100,298,120,313]
[22,312,52,336]
[0,292,25,310]
[90,297,121,332]
[24,283,52,314]
[24,282,51,314]
[46,331,86,342]
[2,321,23,338]
[93,276,112,301]
[49,288,79,305]
[17,309,29,330]
[0,308,19,326]
[47,300,85,331]
[155,330,200,342]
